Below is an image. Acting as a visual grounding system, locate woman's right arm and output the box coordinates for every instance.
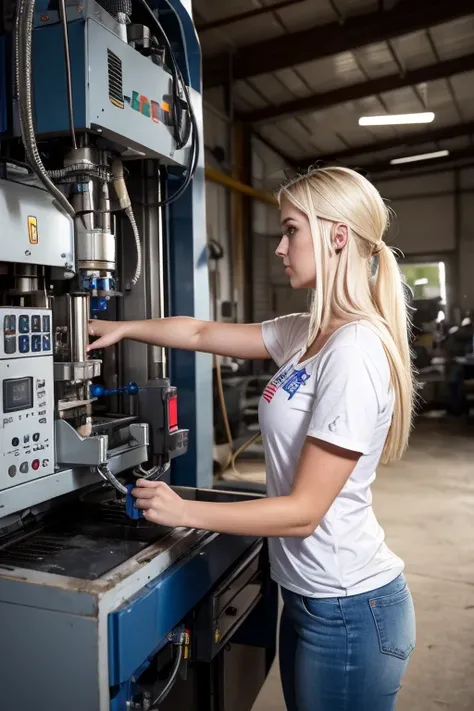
[87,317,272,360]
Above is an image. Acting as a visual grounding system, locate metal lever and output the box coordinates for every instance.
[96,464,128,495]
[133,460,170,481]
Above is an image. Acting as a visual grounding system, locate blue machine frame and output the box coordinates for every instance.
[0,3,277,710]
[165,0,213,489]
[23,0,214,488]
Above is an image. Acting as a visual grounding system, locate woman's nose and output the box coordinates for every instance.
[275,236,288,257]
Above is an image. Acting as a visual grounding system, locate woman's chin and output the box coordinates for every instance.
[289,275,308,290]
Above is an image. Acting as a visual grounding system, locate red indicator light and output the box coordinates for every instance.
[32,459,40,471]
[168,396,178,432]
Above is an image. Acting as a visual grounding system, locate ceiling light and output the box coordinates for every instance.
[390,149,449,165]
[358,112,435,126]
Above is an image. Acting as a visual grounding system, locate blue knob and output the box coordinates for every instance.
[90,383,105,398]
[128,382,139,395]
[90,382,139,398]
[91,297,108,312]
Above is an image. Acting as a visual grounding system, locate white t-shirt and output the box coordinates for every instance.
[259,313,404,598]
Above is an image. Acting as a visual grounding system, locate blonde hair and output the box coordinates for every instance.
[278,166,414,464]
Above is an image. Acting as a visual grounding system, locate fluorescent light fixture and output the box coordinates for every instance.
[358,112,435,126]
[414,278,428,286]
[390,149,449,165]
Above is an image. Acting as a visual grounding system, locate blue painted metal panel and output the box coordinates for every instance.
[108,534,258,686]
[32,20,86,134]
[167,165,213,488]
[163,0,211,489]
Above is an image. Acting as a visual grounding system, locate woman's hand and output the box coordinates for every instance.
[88,319,129,351]
[132,479,189,528]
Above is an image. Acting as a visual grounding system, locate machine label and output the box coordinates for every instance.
[125,92,171,126]
[27,216,38,245]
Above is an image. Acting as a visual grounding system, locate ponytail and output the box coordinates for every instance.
[372,244,415,463]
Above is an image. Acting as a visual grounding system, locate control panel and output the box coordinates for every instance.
[1,308,55,491]
[2,307,52,358]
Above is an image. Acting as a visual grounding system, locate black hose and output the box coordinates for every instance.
[58,0,77,150]
[132,0,199,207]
[15,0,76,218]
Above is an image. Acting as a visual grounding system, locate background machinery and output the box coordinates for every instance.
[0,1,278,709]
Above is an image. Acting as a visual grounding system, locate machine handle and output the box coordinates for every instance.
[125,484,144,520]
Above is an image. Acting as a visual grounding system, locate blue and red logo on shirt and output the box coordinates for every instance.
[263,364,311,403]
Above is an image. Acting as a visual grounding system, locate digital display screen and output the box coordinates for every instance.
[3,377,34,413]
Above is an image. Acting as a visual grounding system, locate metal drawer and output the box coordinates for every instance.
[193,541,264,662]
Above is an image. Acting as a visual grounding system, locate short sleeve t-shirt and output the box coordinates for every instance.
[259,313,404,598]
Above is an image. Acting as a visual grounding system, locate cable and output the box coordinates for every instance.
[112,159,142,290]
[58,0,77,150]
[133,0,199,206]
[125,206,142,289]
[214,354,262,480]
[96,464,128,495]
[15,0,75,218]
[133,460,170,480]
[149,644,183,709]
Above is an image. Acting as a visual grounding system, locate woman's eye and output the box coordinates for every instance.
[286,226,296,237]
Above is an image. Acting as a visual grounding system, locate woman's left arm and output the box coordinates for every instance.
[133,438,360,538]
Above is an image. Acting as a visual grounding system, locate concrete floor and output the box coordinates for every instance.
[249,420,474,711]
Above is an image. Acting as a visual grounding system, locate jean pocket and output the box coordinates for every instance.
[369,585,416,660]
[300,596,344,625]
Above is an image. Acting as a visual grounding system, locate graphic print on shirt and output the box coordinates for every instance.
[262,363,311,403]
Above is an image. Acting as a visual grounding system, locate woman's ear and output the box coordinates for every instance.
[332,223,348,252]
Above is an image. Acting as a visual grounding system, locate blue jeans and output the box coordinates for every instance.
[279,574,416,711]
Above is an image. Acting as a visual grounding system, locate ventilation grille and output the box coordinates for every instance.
[107,49,124,108]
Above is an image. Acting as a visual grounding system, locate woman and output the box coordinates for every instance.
[88,166,416,711]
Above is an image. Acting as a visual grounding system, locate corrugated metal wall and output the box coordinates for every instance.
[379,168,474,312]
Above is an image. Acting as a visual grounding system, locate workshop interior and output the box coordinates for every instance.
[2,0,474,709]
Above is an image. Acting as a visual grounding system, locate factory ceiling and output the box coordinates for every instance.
[193,0,474,179]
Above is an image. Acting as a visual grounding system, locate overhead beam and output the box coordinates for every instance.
[203,0,474,88]
[375,159,474,182]
[244,53,474,124]
[301,119,474,166]
[359,145,474,176]
[196,0,306,32]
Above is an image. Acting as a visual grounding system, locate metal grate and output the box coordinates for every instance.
[0,533,77,566]
[0,498,162,579]
[107,49,124,108]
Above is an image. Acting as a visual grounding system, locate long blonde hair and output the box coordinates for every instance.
[278,166,414,464]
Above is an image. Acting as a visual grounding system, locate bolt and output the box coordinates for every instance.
[25,250,31,256]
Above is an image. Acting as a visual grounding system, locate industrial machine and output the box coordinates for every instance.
[0,1,278,709]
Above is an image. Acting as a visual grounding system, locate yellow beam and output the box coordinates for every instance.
[205,166,278,206]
